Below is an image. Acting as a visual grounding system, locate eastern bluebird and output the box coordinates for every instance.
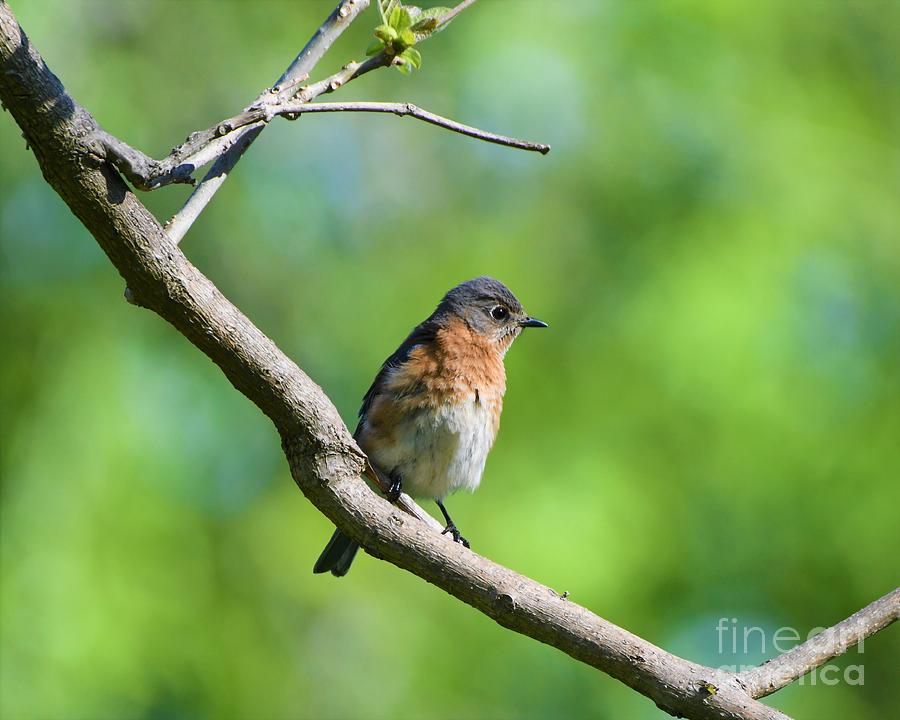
[313,277,547,577]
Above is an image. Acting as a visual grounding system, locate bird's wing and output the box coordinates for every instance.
[356,319,437,428]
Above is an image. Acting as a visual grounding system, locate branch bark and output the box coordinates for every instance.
[1,5,895,720]
[738,587,900,698]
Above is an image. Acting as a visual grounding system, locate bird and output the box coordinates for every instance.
[313,276,547,577]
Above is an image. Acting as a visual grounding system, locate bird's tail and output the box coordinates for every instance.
[313,528,359,577]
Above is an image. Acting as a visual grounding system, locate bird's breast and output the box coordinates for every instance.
[358,327,507,499]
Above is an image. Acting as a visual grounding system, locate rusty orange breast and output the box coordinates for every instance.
[371,318,505,429]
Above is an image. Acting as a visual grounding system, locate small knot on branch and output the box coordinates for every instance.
[83,138,106,167]
[494,591,518,614]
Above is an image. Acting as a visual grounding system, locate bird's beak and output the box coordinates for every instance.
[519,316,549,328]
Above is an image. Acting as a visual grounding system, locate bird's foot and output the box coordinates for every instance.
[387,473,402,503]
[441,522,470,549]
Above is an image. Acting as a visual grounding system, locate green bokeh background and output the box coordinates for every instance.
[2,1,898,718]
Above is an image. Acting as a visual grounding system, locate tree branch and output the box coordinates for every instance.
[96,82,548,200]
[1,5,894,720]
[90,72,311,191]
[93,0,545,243]
[436,0,480,29]
[739,587,900,698]
[164,0,486,244]
[161,0,371,243]
[280,101,550,153]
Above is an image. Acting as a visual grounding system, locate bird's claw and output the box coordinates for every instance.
[441,523,470,548]
[386,474,402,503]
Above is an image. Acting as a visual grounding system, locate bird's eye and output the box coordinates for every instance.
[490,305,509,321]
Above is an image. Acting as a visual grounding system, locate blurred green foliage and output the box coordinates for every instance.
[2,1,898,719]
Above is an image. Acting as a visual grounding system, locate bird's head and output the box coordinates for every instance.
[435,276,547,354]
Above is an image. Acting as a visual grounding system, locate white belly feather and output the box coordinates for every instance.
[368,398,497,500]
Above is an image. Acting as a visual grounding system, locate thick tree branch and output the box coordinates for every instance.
[1,5,894,720]
[739,587,900,698]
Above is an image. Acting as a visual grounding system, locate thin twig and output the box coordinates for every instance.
[97,0,514,236]
[164,0,371,244]
[95,0,488,193]
[100,67,547,195]
[279,101,550,153]
[738,587,900,698]
[278,1,358,90]
[166,0,487,244]
[164,98,549,156]
[297,54,388,104]
[163,124,265,243]
[437,0,480,29]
